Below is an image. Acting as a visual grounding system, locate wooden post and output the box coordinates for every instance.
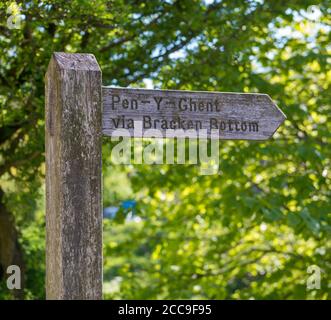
[45,53,102,300]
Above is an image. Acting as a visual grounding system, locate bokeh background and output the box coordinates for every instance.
[0,0,330,299]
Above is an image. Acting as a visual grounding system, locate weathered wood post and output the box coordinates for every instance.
[45,53,103,300]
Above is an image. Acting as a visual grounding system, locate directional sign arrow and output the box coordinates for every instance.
[102,87,286,140]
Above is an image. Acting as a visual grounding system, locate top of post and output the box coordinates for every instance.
[49,52,101,72]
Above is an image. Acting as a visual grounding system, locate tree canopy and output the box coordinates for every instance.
[0,0,330,299]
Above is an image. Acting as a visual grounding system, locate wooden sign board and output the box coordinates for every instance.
[103,87,286,140]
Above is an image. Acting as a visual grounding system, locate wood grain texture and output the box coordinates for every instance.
[102,87,286,140]
[45,53,102,300]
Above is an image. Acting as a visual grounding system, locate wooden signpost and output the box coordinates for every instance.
[45,53,285,300]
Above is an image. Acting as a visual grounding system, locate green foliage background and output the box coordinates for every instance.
[0,0,330,299]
